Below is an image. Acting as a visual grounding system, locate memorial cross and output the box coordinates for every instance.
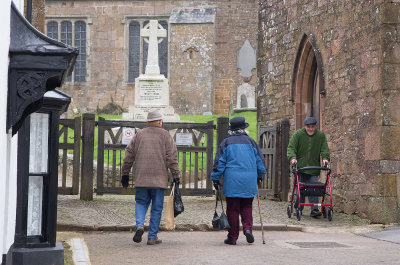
[141,20,167,75]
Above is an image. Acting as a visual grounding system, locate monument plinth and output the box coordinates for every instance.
[122,20,179,121]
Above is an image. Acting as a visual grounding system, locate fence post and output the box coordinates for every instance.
[217,117,229,147]
[72,116,81,195]
[80,113,95,200]
[206,120,214,190]
[96,117,105,195]
[274,120,281,198]
[280,118,290,201]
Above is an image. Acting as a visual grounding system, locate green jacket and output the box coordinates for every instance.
[287,128,330,176]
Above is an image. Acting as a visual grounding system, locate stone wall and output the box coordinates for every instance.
[27,0,45,32]
[258,0,400,223]
[45,0,258,115]
[169,23,215,115]
[378,1,400,223]
[214,79,235,114]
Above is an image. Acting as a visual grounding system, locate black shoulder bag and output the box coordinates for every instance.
[212,187,230,230]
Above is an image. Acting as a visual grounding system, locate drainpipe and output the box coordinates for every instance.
[26,0,32,23]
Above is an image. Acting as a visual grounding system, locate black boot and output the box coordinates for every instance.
[310,209,322,218]
[244,230,254,243]
[224,238,236,245]
[133,226,144,243]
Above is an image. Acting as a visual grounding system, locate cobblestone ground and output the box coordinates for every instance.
[57,194,371,229]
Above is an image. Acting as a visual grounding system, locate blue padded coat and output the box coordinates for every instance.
[211,132,267,198]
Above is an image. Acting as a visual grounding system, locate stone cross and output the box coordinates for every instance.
[141,20,167,75]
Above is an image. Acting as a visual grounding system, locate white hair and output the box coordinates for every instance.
[228,129,249,135]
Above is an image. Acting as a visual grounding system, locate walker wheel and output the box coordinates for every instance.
[328,208,333,221]
[322,206,327,218]
[287,205,291,218]
[296,209,301,221]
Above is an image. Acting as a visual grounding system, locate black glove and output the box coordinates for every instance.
[257,178,262,187]
[121,175,129,188]
[173,178,180,185]
[213,180,220,190]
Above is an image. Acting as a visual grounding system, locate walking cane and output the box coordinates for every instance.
[257,186,266,244]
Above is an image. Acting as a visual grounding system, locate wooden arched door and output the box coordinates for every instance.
[292,33,325,129]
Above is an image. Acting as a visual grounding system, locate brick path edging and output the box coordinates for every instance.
[57,223,303,232]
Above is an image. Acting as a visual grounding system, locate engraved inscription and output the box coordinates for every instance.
[139,81,163,102]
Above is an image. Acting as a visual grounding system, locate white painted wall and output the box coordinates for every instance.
[0,0,22,259]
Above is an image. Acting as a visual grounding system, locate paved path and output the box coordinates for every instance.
[57,195,372,231]
[80,230,399,265]
[56,194,399,264]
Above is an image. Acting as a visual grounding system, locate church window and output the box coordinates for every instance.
[61,21,73,82]
[128,21,140,82]
[128,19,169,82]
[46,19,88,83]
[74,21,86,82]
[158,20,169,78]
[47,21,58,40]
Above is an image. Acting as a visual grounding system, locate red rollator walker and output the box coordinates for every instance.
[287,162,333,221]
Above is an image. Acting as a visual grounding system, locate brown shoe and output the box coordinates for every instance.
[147,238,162,245]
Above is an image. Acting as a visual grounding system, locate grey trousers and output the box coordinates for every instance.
[294,173,319,212]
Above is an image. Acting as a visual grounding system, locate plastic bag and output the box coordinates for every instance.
[173,183,184,217]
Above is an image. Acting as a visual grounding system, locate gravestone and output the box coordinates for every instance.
[123,20,179,121]
[236,83,256,109]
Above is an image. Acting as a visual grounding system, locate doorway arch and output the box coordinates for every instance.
[291,32,325,129]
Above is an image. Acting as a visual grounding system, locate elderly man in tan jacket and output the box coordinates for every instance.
[121,109,180,245]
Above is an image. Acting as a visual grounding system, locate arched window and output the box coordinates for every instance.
[46,21,58,40]
[292,33,325,129]
[74,21,86,82]
[46,19,87,83]
[60,21,72,46]
[61,21,72,82]
[158,20,168,78]
[128,19,169,82]
[128,21,140,82]
[142,20,149,75]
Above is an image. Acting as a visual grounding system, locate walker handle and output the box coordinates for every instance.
[298,166,330,171]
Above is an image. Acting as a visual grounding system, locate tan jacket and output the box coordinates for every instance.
[122,125,180,188]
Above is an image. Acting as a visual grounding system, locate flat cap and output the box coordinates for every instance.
[147,109,163,122]
[304,116,317,125]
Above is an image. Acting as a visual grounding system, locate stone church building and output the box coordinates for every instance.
[45,0,258,115]
[258,0,400,223]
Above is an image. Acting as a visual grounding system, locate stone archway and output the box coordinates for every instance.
[291,32,325,129]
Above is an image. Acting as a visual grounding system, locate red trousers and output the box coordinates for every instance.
[226,197,254,242]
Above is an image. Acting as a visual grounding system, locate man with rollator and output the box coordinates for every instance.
[287,116,330,218]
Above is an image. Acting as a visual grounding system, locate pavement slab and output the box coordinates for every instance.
[82,230,400,265]
[363,225,400,244]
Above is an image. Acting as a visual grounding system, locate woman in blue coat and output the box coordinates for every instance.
[211,116,267,245]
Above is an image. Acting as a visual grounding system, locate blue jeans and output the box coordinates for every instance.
[294,174,319,212]
[135,188,165,239]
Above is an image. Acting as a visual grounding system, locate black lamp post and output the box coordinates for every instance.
[12,90,71,265]
[6,2,77,264]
